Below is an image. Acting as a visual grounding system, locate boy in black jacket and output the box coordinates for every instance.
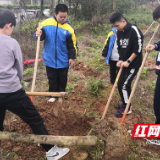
[110,13,144,117]
[146,5,160,124]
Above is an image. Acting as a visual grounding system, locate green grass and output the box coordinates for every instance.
[24,68,34,76]
[66,82,74,92]
[88,77,104,96]
[150,80,156,92]
[90,39,101,48]
[73,75,78,82]
[140,68,147,79]
[124,7,152,27]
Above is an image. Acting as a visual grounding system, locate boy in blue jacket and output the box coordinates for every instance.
[102,27,119,87]
[146,5,160,124]
[35,4,77,102]
[0,9,69,160]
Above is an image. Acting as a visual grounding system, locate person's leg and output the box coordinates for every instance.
[154,76,160,124]
[46,66,58,102]
[46,66,58,92]
[0,94,6,131]
[6,88,52,151]
[6,88,70,159]
[109,60,117,85]
[115,68,138,117]
[117,68,129,106]
[0,107,6,132]
[0,94,7,148]
[58,67,69,92]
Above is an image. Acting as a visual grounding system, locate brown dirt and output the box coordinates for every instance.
[139,25,150,31]
[74,61,100,77]
[1,49,160,160]
[1,101,94,160]
[144,59,156,68]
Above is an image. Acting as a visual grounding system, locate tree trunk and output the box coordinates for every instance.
[0,131,97,146]
[113,0,116,11]
[50,0,54,16]
[75,0,80,18]
[40,0,44,17]
[69,0,72,8]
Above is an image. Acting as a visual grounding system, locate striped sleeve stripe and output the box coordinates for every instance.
[72,33,78,56]
[102,31,113,51]
[132,26,142,53]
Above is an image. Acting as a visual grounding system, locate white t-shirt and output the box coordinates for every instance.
[110,39,119,61]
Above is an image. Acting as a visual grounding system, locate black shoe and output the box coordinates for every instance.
[114,104,124,110]
[114,107,132,118]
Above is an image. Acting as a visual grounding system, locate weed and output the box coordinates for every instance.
[150,80,156,92]
[66,83,74,92]
[90,48,96,53]
[73,75,78,82]
[24,68,34,76]
[90,139,105,160]
[90,39,101,48]
[98,64,103,70]
[88,77,104,96]
[140,68,147,79]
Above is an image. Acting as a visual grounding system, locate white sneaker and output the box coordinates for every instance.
[48,97,57,103]
[127,106,132,115]
[46,145,70,160]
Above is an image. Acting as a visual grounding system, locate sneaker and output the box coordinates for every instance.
[48,97,57,103]
[46,145,70,160]
[114,106,132,118]
[114,104,124,110]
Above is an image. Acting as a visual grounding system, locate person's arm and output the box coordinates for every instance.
[67,31,77,59]
[117,33,123,61]
[155,53,160,75]
[122,26,143,67]
[128,53,137,62]
[14,40,23,81]
[34,23,46,41]
[131,26,143,59]
[67,30,77,66]
[102,34,111,57]
[145,42,160,52]
[116,33,123,67]
[155,65,160,75]
[154,41,160,51]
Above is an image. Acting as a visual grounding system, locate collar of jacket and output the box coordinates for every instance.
[123,21,132,33]
[52,16,71,25]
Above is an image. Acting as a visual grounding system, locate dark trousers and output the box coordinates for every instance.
[46,66,69,93]
[0,88,52,152]
[154,76,160,124]
[118,68,139,108]
[109,60,119,84]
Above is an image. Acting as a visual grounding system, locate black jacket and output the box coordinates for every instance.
[156,52,160,76]
[117,22,143,68]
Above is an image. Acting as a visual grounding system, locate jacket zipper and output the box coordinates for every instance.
[55,23,58,68]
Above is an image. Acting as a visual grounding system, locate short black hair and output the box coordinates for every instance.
[0,9,16,28]
[55,4,68,15]
[153,5,160,20]
[110,12,125,24]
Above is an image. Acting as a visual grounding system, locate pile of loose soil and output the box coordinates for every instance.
[1,100,94,160]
